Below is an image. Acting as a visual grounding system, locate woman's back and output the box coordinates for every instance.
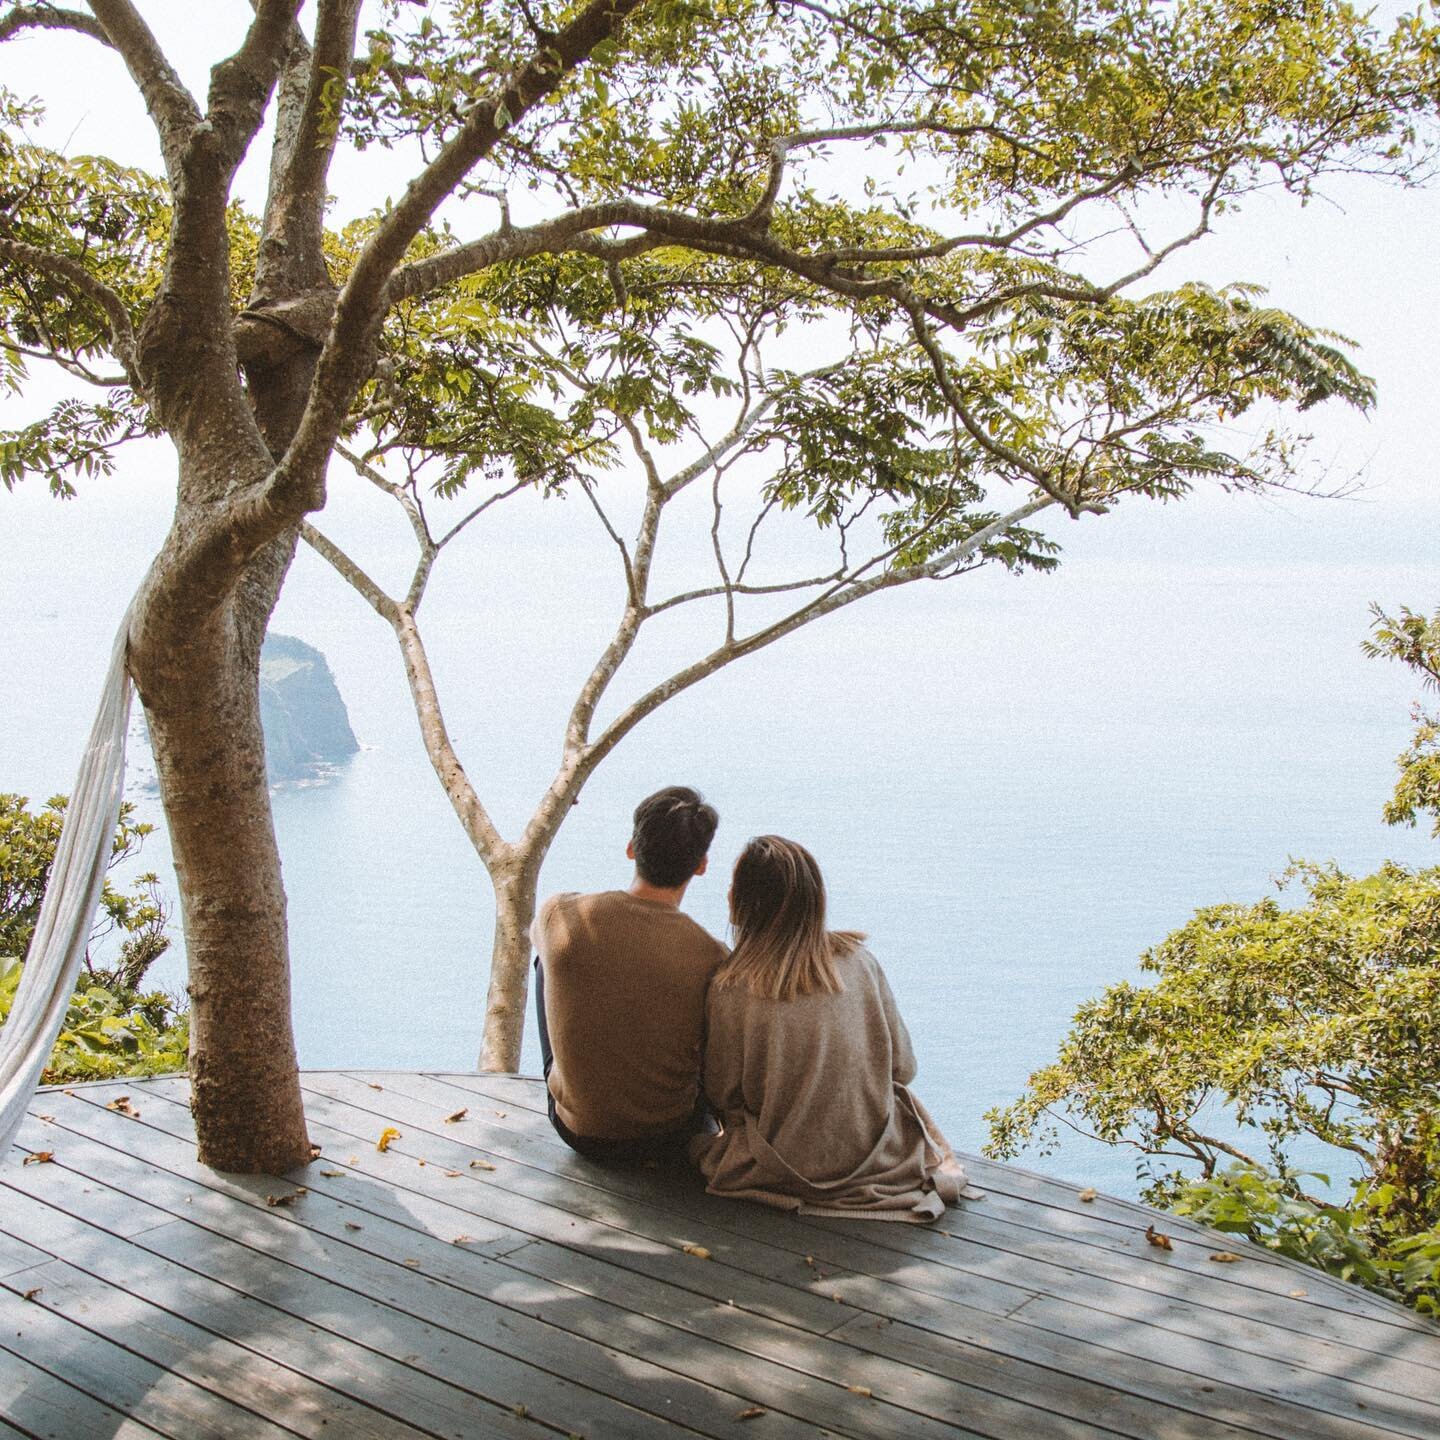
[695,941,966,1219]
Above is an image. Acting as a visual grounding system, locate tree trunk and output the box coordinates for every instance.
[479,860,541,1073]
[130,527,312,1174]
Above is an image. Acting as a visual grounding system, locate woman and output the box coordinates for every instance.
[692,835,971,1221]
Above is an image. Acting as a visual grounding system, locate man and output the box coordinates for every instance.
[532,785,725,1162]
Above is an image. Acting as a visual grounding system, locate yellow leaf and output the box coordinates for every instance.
[376,1127,402,1152]
[319,1169,345,1178]
[1289,1289,1308,1298]
[681,1244,712,1260]
[1078,1187,1098,1202]
[22,1151,53,1165]
[1209,1251,1243,1263]
[444,1108,468,1123]
[847,1385,873,1398]
[1145,1225,1173,1251]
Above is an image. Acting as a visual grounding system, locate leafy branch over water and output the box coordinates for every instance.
[986,609,1440,1314]
[0,793,185,1083]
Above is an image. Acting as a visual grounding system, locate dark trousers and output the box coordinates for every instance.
[533,956,713,1165]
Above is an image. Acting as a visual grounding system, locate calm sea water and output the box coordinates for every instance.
[7,466,1436,1199]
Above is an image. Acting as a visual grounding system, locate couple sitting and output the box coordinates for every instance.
[532,785,970,1221]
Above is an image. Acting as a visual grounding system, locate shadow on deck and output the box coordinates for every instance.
[3,1072,1438,1438]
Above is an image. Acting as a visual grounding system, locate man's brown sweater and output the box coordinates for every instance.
[532,890,726,1140]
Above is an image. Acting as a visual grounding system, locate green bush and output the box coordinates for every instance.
[0,791,186,1081]
[0,954,188,1083]
[1172,1163,1440,1317]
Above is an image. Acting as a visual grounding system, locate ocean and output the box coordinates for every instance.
[7,463,1435,1199]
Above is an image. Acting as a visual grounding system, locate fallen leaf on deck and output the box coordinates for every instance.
[403,1258,420,1267]
[469,1159,496,1171]
[309,1144,322,1159]
[444,1109,468,1123]
[681,1244,712,1260]
[319,1169,346,1178]
[376,1127,402,1152]
[266,1189,307,1208]
[1145,1225,1173,1251]
[22,1288,41,1302]
[1078,1188,1098,1202]
[22,1152,53,1166]
[367,1082,383,1090]
[344,1222,363,1231]
[493,1109,507,1118]
[105,1096,139,1118]
[1289,1289,1307,1298]
[37,1114,54,1123]
[737,1407,766,1421]
[417,1159,427,1167]
[512,1404,530,1419]
[1209,1251,1242,1263]
[832,1292,844,1303]
[444,1170,462,1178]
[846,1385,873,1398]
[452,1234,473,1246]
[803,1255,815,1266]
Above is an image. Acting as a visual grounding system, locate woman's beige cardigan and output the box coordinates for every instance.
[691,945,970,1221]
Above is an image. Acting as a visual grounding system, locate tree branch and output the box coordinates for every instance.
[0,5,111,45]
[264,0,648,531]
[0,335,128,387]
[300,520,397,621]
[0,236,140,385]
[581,495,1055,778]
[85,0,201,162]
[253,0,362,294]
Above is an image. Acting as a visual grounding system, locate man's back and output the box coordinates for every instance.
[536,890,726,1140]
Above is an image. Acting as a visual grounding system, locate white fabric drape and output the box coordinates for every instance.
[0,615,133,1164]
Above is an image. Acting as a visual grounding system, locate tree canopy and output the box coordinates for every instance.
[3,0,1439,1162]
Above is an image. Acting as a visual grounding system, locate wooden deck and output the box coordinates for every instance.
[3,1073,1438,1439]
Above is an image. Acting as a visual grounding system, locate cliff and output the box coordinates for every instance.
[259,633,360,784]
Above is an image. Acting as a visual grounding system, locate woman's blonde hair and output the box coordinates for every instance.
[714,835,863,1001]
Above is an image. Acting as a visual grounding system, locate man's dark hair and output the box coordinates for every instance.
[631,786,719,888]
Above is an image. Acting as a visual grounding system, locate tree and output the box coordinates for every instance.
[985,611,1440,1310]
[0,791,169,977]
[1365,603,1440,835]
[0,791,186,1083]
[3,1,1438,1164]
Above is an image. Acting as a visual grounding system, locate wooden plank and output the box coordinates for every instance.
[290,1073,1440,1440]
[0,1228,438,1440]
[316,1071,1440,1403]
[0,1346,167,1440]
[32,1085,1283,1440]
[0,1186,555,1440]
[0,1265,295,1440]
[422,1072,1432,1334]
[10,1123,978,1440]
[34,1077,1437,1440]
[276,1081,1411,1440]
[0,1226,51,1280]
[7,1112,849,1440]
